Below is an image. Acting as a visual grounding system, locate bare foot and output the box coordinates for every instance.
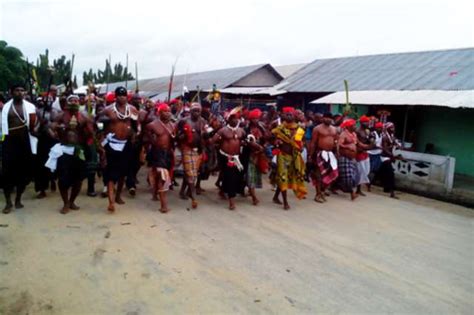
[219,191,227,200]
[273,198,283,205]
[351,192,359,201]
[159,207,169,213]
[151,195,159,201]
[252,197,259,206]
[191,200,198,209]
[36,191,47,199]
[314,195,325,203]
[107,204,115,213]
[115,197,125,205]
[15,201,24,209]
[283,203,290,210]
[70,203,80,210]
[60,206,69,214]
[229,200,236,210]
[3,204,13,214]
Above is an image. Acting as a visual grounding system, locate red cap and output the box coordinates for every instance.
[375,122,384,128]
[282,106,295,114]
[341,119,356,128]
[359,115,370,123]
[248,108,262,120]
[156,102,170,113]
[105,92,116,103]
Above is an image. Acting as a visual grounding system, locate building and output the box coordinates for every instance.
[275,47,473,204]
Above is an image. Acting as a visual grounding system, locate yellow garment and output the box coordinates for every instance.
[272,122,307,199]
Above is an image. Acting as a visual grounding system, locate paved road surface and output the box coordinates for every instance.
[0,175,472,314]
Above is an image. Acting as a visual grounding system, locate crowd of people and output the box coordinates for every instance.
[0,83,401,214]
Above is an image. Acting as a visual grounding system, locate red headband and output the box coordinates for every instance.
[341,119,356,128]
[359,115,370,123]
[156,102,170,113]
[282,106,295,114]
[248,108,262,120]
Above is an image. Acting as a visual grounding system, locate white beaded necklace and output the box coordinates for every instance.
[11,102,27,125]
[113,103,131,120]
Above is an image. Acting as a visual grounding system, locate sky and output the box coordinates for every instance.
[1,0,473,84]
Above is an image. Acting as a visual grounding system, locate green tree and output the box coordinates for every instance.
[82,59,134,85]
[0,40,28,92]
[35,49,75,91]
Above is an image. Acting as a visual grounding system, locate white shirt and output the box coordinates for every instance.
[1,99,38,154]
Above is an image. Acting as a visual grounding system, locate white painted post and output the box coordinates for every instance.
[445,157,456,192]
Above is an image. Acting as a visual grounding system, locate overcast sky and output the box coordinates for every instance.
[1,0,473,84]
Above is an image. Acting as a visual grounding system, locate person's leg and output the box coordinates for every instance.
[69,181,82,210]
[157,177,169,213]
[59,184,70,214]
[282,190,290,210]
[115,178,125,204]
[87,173,96,197]
[3,188,13,214]
[179,178,188,199]
[249,187,259,205]
[273,188,282,204]
[187,180,197,209]
[15,185,26,209]
[107,181,115,212]
[314,180,325,203]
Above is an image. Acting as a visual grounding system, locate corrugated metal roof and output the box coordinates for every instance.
[210,86,286,96]
[274,63,307,78]
[279,48,474,92]
[311,90,474,108]
[101,64,270,95]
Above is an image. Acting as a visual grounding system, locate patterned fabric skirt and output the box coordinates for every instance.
[276,152,307,199]
[181,148,201,184]
[337,156,357,193]
[247,161,262,189]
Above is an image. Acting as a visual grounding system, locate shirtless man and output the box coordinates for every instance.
[146,103,175,213]
[177,102,206,209]
[99,86,139,212]
[34,96,58,198]
[49,95,94,213]
[308,112,339,203]
[337,119,359,200]
[212,109,246,210]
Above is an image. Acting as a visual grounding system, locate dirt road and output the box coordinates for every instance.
[1,176,472,314]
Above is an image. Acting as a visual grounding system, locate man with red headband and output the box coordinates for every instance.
[211,107,246,210]
[146,103,175,212]
[337,119,359,200]
[355,115,375,196]
[271,106,307,210]
[177,102,206,209]
[244,108,270,206]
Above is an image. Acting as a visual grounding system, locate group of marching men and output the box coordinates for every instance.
[0,82,401,214]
